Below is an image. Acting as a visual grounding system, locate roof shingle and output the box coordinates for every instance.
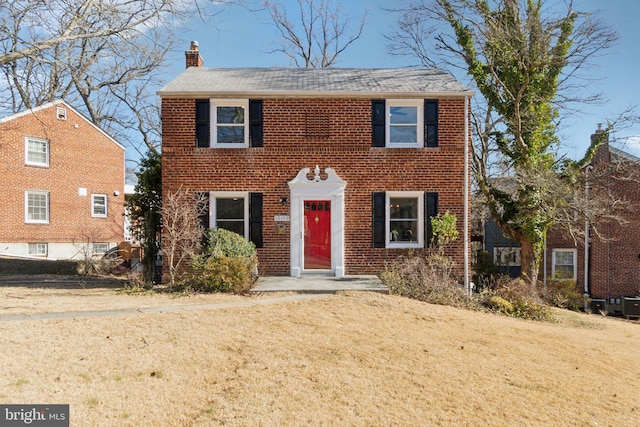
[158,67,473,97]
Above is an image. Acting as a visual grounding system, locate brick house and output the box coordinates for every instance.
[158,42,473,282]
[545,129,640,312]
[0,100,126,260]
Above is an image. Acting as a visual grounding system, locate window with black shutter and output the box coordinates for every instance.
[371,100,385,147]
[249,100,263,147]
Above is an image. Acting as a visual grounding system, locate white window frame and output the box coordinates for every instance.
[28,243,48,256]
[211,99,249,147]
[386,191,424,249]
[210,192,249,239]
[552,248,577,280]
[92,242,109,255]
[56,106,67,120]
[25,137,49,167]
[386,99,424,148]
[25,191,49,224]
[91,194,108,218]
[493,247,522,266]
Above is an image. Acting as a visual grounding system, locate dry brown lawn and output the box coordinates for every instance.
[0,280,638,426]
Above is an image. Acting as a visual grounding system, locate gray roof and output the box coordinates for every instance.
[158,67,473,98]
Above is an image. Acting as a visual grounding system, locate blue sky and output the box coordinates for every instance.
[164,0,640,160]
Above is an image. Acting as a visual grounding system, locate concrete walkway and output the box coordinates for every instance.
[251,275,388,294]
[0,294,334,322]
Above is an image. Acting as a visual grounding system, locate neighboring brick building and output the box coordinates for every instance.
[0,100,126,260]
[158,42,473,282]
[545,130,640,312]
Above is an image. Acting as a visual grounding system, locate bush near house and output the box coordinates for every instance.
[542,278,585,311]
[189,228,258,294]
[381,256,554,321]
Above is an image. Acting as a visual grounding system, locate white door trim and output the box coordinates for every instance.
[288,166,346,277]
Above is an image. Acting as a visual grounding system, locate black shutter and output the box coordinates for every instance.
[195,99,210,147]
[425,192,438,246]
[249,100,263,148]
[196,192,210,230]
[425,99,438,147]
[372,192,386,248]
[249,192,263,248]
[372,100,385,147]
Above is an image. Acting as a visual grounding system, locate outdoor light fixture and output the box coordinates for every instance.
[279,197,288,206]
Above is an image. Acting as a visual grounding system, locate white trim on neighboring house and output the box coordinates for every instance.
[288,166,346,277]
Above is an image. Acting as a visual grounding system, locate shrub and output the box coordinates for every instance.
[203,228,257,259]
[542,278,584,311]
[381,255,471,308]
[196,255,257,294]
[479,278,554,321]
[190,228,258,294]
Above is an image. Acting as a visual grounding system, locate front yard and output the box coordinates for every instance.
[0,281,638,426]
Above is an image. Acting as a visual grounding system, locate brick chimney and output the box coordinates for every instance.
[185,41,203,68]
[591,123,610,163]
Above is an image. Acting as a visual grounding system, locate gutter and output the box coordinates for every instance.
[464,95,470,295]
[584,164,593,297]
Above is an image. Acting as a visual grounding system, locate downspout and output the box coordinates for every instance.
[584,165,593,297]
[464,96,470,295]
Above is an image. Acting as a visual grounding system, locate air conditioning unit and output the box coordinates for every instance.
[590,299,607,313]
[622,297,640,319]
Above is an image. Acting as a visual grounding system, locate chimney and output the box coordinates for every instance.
[185,41,203,68]
[590,123,608,145]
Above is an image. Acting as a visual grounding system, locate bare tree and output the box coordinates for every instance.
[263,0,367,67]
[0,0,225,155]
[162,188,208,287]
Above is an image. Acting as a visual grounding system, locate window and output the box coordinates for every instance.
[212,99,249,147]
[211,192,249,239]
[386,191,424,248]
[56,107,67,120]
[28,243,48,256]
[372,99,438,148]
[25,191,49,223]
[25,137,49,167]
[494,247,521,266]
[552,249,577,279]
[387,100,424,147]
[92,194,108,217]
[92,243,109,255]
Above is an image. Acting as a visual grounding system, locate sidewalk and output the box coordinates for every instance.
[0,293,333,322]
[251,275,388,293]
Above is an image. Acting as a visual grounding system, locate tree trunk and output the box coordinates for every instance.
[519,239,540,288]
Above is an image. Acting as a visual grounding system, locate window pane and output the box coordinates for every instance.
[217,106,245,124]
[27,139,47,164]
[556,251,573,265]
[389,197,419,242]
[217,126,245,144]
[389,126,417,143]
[217,198,244,219]
[390,106,417,124]
[217,220,245,236]
[93,196,106,216]
[390,197,418,219]
[28,193,47,221]
[389,220,418,242]
[555,265,574,279]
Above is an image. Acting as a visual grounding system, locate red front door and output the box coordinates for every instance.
[304,200,331,270]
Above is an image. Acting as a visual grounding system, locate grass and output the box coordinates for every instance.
[0,287,638,426]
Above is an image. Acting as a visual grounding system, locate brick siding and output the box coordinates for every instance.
[162,97,470,278]
[0,103,125,250]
